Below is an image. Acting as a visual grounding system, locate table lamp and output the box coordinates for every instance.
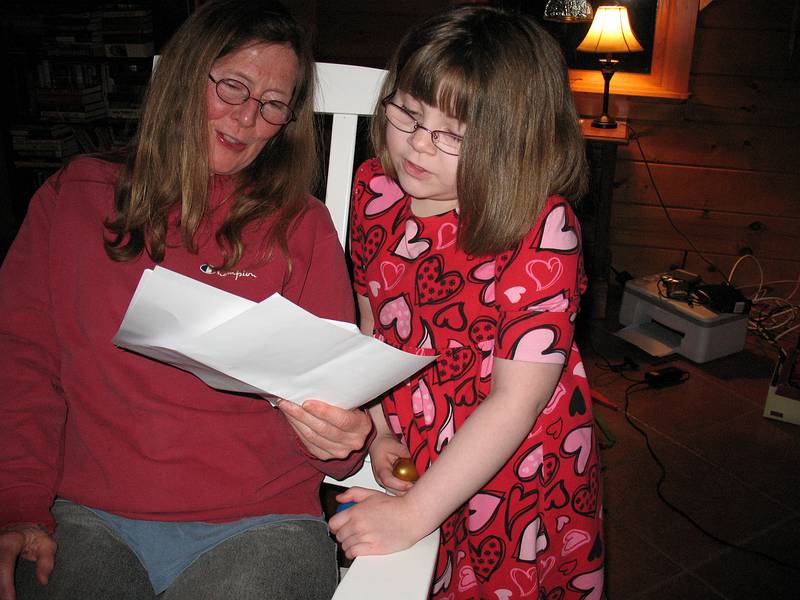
[577,5,644,129]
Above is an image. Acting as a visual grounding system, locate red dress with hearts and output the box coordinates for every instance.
[351,158,605,600]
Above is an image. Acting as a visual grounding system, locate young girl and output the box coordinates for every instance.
[329,6,604,600]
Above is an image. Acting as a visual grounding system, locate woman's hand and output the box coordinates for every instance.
[328,487,427,558]
[368,433,415,495]
[0,523,57,600]
[277,399,372,460]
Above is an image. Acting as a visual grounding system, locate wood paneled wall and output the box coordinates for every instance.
[588,0,800,292]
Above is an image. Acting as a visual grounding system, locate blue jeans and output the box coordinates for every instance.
[14,501,338,600]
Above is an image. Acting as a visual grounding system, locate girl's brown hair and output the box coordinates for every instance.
[104,0,317,270]
[371,6,588,257]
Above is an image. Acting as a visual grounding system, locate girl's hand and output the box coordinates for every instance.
[368,433,414,495]
[328,487,426,558]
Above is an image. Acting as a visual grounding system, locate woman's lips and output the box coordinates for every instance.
[216,131,246,153]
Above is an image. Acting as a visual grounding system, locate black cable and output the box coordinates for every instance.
[622,381,800,573]
[584,334,642,383]
[655,275,712,308]
[627,125,731,285]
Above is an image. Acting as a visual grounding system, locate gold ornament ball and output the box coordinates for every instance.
[392,457,419,482]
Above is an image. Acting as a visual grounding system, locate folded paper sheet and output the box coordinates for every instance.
[113,267,435,409]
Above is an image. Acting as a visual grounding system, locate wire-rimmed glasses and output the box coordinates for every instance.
[208,74,295,126]
[382,97,463,156]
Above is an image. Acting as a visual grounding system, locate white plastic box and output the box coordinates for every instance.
[763,344,800,426]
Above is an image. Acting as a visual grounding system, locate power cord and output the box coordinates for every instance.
[621,379,800,573]
[728,254,800,347]
[590,341,799,571]
[586,336,642,383]
[627,125,731,285]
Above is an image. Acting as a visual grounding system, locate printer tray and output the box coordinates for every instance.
[615,322,682,358]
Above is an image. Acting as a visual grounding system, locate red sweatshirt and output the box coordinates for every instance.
[0,157,362,531]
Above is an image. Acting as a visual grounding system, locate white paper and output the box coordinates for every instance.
[113,267,435,409]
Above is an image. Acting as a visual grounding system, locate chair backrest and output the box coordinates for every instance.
[313,62,387,247]
[314,62,387,493]
[313,62,440,600]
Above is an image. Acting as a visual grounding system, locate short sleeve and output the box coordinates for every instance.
[493,198,586,365]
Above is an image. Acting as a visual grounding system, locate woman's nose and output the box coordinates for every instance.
[232,99,260,126]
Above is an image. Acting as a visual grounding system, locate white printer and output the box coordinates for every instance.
[616,274,748,363]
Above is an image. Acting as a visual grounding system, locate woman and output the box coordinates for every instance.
[0,2,371,599]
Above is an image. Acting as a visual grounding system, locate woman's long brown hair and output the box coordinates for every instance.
[104,0,317,270]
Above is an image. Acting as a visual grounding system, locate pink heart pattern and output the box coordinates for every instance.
[556,515,570,532]
[468,492,503,534]
[411,378,435,425]
[378,294,412,342]
[526,290,569,313]
[458,566,477,592]
[504,285,527,304]
[437,222,458,249]
[393,219,431,260]
[562,425,593,475]
[432,552,453,595]
[510,327,566,364]
[562,529,591,556]
[510,565,539,597]
[468,260,496,305]
[569,567,604,600]
[365,175,405,216]
[435,402,455,453]
[380,260,406,291]
[515,514,548,562]
[525,258,564,291]
[538,204,579,253]
[350,159,602,599]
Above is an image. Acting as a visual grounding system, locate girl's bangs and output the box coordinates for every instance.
[397,53,473,123]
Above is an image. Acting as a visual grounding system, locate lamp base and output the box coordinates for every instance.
[591,114,618,129]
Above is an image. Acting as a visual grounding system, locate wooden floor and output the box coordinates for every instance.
[582,310,800,599]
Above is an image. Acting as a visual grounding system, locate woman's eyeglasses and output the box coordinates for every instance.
[382,97,463,156]
[208,74,295,126]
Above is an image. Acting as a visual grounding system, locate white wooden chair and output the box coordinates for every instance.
[314,62,439,600]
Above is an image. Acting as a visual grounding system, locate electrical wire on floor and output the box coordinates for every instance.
[593,353,642,384]
[621,379,800,574]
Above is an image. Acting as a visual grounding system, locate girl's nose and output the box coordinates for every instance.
[407,126,437,154]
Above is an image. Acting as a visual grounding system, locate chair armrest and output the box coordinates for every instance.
[331,529,440,600]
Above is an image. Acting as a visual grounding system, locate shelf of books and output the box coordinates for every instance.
[6,3,155,173]
[2,1,197,258]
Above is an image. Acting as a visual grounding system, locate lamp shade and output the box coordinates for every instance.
[543,0,594,22]
[576,6,644,54]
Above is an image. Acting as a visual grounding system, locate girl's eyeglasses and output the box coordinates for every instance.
[208,74,295,126]
[382,97,463,156]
